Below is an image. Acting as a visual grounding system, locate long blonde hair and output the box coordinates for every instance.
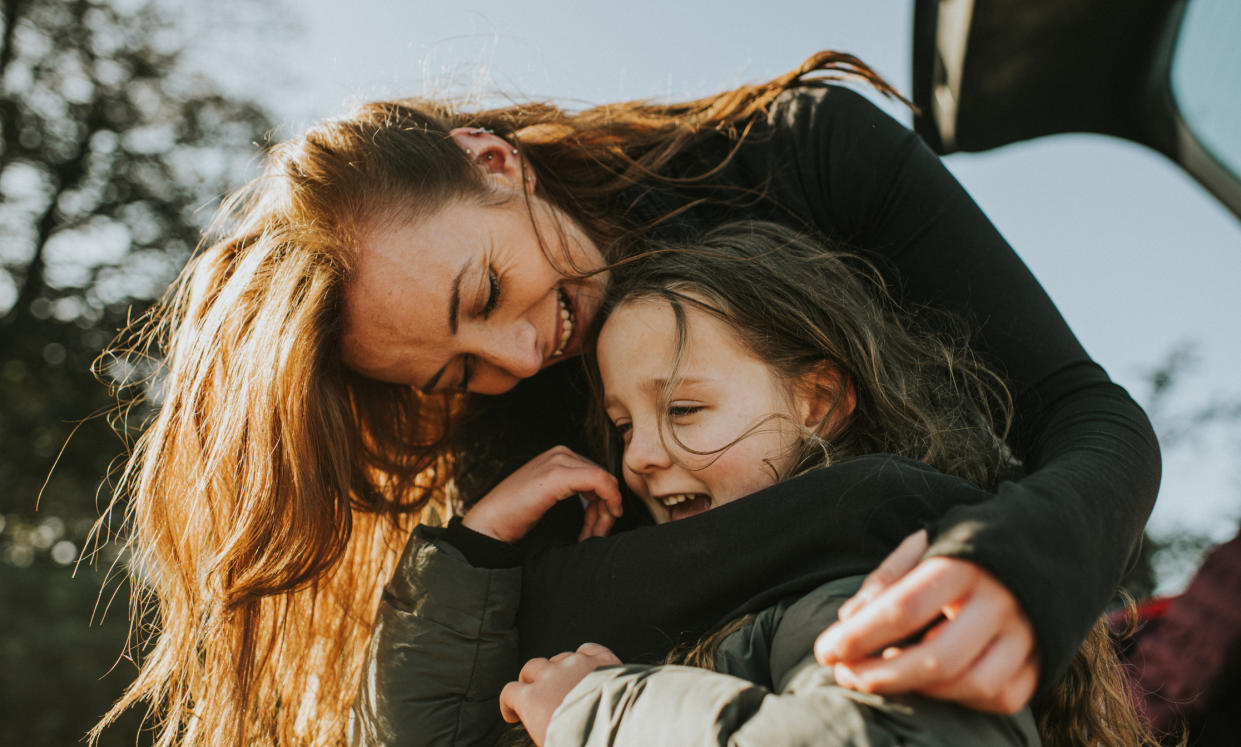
[92,53,900,745]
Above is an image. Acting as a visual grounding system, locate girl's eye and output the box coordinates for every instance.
[611,420,632,436]
[668,404,703,418]
[481,267,502,319]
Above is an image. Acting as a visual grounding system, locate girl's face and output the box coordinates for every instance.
[598,297,818,523]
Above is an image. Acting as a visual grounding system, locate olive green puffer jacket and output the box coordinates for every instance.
[350,526,1039,746]
[351,524,522,746]
[547,575,1041,746]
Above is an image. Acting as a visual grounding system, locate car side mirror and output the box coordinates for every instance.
[912,0,1241,219]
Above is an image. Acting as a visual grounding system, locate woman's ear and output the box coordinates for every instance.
[796,365,856,437]
[448,127,535,192]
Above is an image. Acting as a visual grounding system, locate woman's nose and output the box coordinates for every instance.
[623,423,672,475]
[490,319,542,378]
[468,320,542,394]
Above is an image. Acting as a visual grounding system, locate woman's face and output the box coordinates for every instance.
[598,297,813,523]
[342,193,609,395]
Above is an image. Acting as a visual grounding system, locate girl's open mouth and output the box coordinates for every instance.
[658,493,712,521]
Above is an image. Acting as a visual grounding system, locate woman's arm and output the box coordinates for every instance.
[515,578,1040,747]
[517,456,997,661]
[760,84,1160,696]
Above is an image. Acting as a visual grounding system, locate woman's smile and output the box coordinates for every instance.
[341,194,608,395]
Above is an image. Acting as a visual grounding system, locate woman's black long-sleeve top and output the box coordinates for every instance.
[438,85,1160,692]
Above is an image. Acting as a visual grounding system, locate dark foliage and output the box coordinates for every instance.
[0,0,272,742]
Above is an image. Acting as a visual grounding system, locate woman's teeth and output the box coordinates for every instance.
[552,289,575,357]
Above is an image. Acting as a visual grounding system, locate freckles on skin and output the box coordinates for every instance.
[339,212,462,385]
[339,198,610,393]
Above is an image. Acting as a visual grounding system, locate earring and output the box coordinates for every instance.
[473,127,493,136]
[511,148,519,155]
[485,153,494,161]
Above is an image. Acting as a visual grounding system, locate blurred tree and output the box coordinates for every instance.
[0,0,273,743]
[1117,343,1241,603]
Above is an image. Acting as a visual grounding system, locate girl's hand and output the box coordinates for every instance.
[499,643,621,747]
[813,529,1040,714]
[462,446,623,544]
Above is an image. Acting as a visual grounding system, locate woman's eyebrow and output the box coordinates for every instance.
[448,256,475,335]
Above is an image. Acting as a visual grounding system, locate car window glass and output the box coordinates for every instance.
[1172,0,1241,180]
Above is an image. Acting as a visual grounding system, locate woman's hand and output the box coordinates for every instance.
[814,530,1040,714]
[462,446,623,544]
[499,643,621,747]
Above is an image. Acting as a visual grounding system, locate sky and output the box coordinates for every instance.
[189,0,1241,591]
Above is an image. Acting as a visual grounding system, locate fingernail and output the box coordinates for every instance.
[815,632,841,664]
[834,664,858,688]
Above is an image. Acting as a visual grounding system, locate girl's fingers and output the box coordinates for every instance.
[576,642,620,663]
[518,657,550,683]
[838,529,928,621]
[551,466,621,516]
[578,501,599,542]
[577,496,618,541]
[588,496,617,538]
[549,450,622,518]
[498,680,524,723]
[817,557,975,665]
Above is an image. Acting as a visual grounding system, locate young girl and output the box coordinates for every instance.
[470,221,1153,747]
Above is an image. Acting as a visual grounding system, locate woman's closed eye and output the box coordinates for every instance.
[480,266,502,319]
[610,419,632,438]
[457,354,478,391]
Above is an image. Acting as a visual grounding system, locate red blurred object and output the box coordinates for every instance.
[1118,527,1241,746]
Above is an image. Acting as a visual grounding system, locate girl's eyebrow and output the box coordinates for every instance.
[603,377,710,408]
[649,376,708,391]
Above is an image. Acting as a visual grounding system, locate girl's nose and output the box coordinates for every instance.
[623,423,673,475]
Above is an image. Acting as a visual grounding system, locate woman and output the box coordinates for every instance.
[94,52,1158,745]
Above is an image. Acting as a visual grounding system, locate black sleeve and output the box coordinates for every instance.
[517,455,995,662]
[758,85,1160,688]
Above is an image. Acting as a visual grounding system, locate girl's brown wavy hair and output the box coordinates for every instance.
[90,52,901,745]
[591,221,1158,747]
[584,220,1016,491]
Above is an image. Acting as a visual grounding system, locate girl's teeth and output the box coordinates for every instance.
[659,494,699,506]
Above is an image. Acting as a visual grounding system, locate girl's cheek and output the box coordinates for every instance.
[621,468,647,498]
